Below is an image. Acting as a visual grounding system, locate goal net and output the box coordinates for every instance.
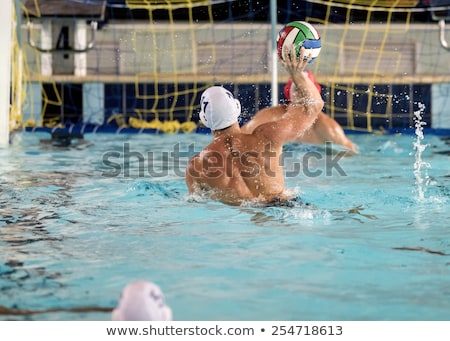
[10,0,450,134]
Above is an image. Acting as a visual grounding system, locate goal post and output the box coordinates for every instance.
[0,0,13,146]
[7,0,450,138]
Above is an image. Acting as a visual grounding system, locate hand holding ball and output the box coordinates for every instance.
[277,21,321,63]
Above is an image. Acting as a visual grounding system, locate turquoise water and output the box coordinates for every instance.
[0,131,449,321]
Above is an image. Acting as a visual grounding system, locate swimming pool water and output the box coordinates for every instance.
[0,131,449,320]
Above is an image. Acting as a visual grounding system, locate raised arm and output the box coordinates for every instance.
[242,50,356,152]
[284,49,324,117]
[254,47,324,144]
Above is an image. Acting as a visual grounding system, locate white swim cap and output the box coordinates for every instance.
[199,86,241,130]
[112,281,172,321]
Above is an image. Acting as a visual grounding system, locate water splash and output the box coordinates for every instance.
[412,102,430,201]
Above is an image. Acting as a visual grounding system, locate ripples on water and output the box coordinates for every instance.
[0,132,449,320]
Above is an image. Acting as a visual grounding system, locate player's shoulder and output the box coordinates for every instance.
[250,119,289,147]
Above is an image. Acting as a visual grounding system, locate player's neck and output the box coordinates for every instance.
[212,123,240,138]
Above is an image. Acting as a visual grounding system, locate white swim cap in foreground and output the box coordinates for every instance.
[199,86,241,130]
[112,281,172,321]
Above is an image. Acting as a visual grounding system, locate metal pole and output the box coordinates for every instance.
[270,0,278,106]
[0,0,13,146]
[74,19,87,76]
[41,21,53,76]
[14,0,23,131]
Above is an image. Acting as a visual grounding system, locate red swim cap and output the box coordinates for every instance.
[283,71,321,101]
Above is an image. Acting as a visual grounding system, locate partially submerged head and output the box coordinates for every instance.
[199,86,241,131]
[112,281,172,321]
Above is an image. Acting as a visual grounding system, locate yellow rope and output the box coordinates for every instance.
[129,117,197,133]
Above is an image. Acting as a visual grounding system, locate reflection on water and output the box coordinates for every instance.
[0,132,449,320]
[1,171,85,318]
